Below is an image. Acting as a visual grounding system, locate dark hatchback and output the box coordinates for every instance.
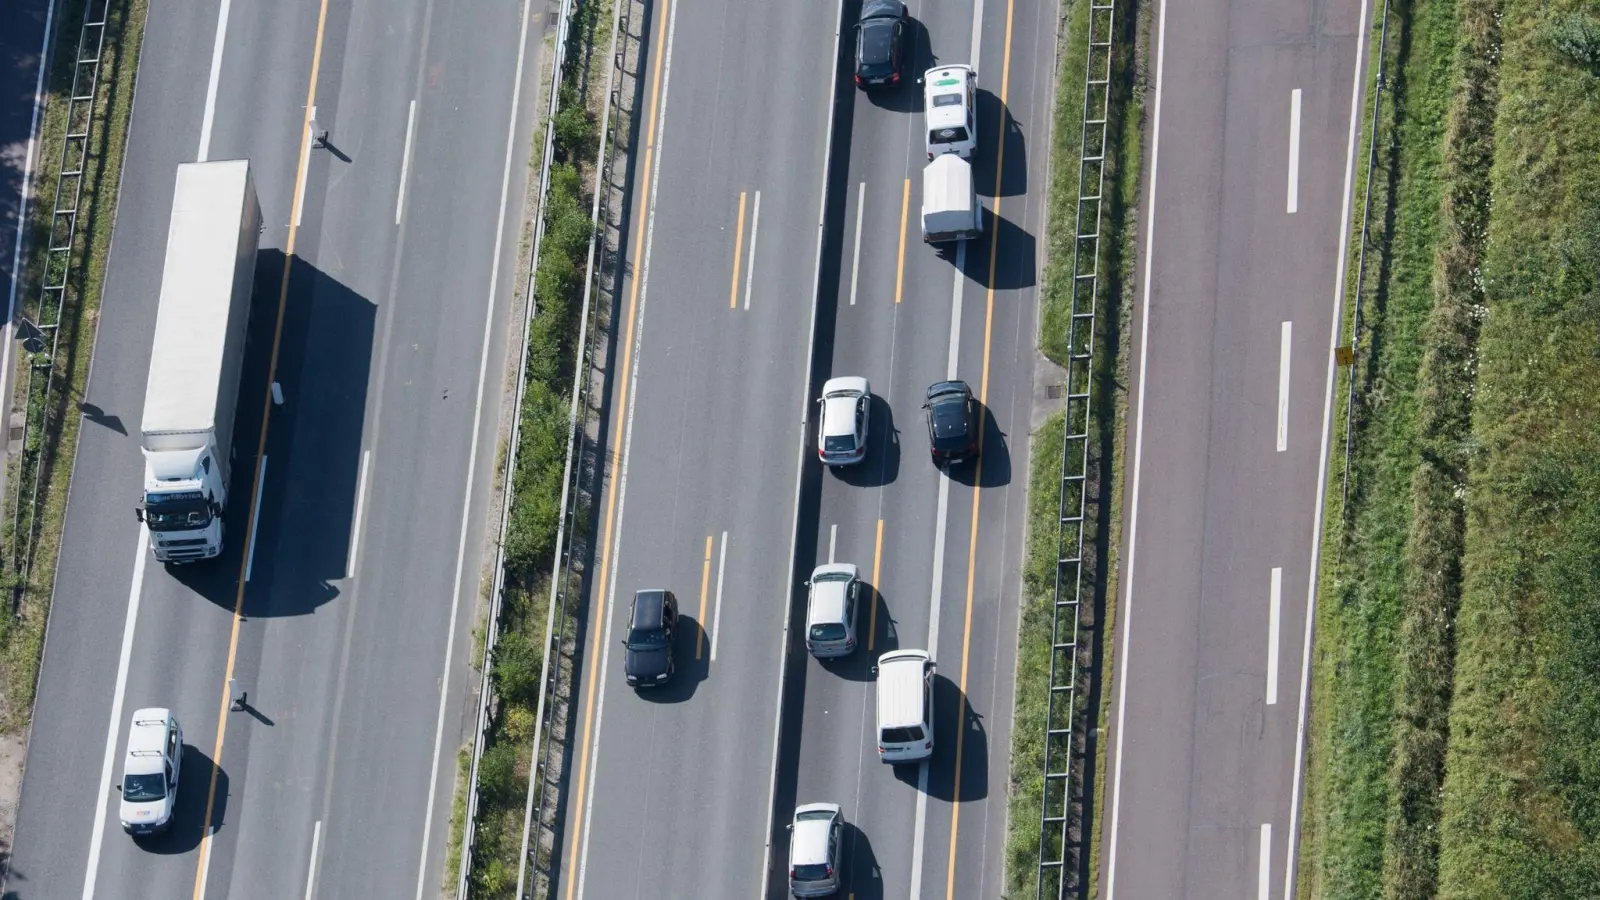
[854,0,908,88]
[623,589,678,687]
[923,380,979,467]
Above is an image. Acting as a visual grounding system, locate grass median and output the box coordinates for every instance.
[0,1,148,735]
[1002,0,1146,893]
[459,0,605,894]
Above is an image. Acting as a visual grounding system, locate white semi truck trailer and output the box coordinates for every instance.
[136,160,260,563]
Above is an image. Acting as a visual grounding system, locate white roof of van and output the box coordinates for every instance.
[876,650,931,729]
[141,160,251,437]
[923,154,974,214]
[924,66,972,131]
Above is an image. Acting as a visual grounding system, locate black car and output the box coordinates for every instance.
[853,0,908,89]
[923,380,979,467]
[623,589,677,687]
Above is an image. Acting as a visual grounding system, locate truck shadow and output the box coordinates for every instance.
[171,249,374,617]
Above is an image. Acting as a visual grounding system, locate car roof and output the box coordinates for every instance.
[877,650,931,728]
[631,590,667,629]
[125,709,173,775]
[808,564,858,626]
[859,18,895,61]
[792,803,841,863]
[924,66,972,129]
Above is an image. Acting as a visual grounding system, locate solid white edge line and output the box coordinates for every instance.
[743,190,760,310]
[2,0,58,400]
[970,0,985,76]
[711,531,728,661]
[575,0,683,892]
[81,528,149,900]
[304,820,323,900]
[850,181,865,305]
[759,0,849,886]
[828,523,838,563]
[1267,567,1282,705]
[412,0,537,892]
[1259,822,1272,900]
[1284,0,1372,891]
[1278,321,1291,452]
[948,242,967,378]
[244,455,268,582]
[197,0,234,162]
[347,449,372,577]
[909,473,952,900]
[1286,89,1302,214]
[396,99,419,224]
[1103,0,1169,889]
[196,825,216,899]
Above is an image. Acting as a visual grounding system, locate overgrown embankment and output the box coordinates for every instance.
[459,0,605,893]
[1302,0,1600,895]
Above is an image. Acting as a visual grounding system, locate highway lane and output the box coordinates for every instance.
[783,0,1055,892]
[6,0,543,897]
[553,0,837,895]
[1099,0,1370,896]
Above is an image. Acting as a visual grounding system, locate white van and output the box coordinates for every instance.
[876,649,935,764]
[923,65,977,160]
[922,154,983,243]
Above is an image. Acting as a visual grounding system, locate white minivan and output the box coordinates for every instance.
[923,65,977,160]
[876,649,935,764]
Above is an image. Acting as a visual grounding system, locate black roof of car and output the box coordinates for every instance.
[926,381,974,443]
[631,590,667,630]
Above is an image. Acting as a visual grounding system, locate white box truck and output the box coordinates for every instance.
[921,153,982,244]
[136,160,260,563]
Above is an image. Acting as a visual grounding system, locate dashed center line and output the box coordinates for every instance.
[1287,88,1302,214]
[1267,567,1282,705]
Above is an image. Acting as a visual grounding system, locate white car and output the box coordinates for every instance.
[924,64,977,160]
[817,376,871,466]
[787,802,844,896]
[119,708,182,836]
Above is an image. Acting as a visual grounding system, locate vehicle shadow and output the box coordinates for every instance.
[974,207,1038,292]
[816,585,897,682]
[861,16,931,114]
[830,394,900,488]
[136,744,225,855]
[947,399,1012,489]
[170,249,375,618]
[974,89,1028,198]
[634,613,707,703]
[845,821,885,900]
[888,674,987,802]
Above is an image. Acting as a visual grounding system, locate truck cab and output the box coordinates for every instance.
[142,445,227,562]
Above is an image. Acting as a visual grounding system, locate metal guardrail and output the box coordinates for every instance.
[454,0,582,892]
[8,0,109,598]
[515,0,632,891]
[1037,0,1116,895]
[1337,0,1394,534]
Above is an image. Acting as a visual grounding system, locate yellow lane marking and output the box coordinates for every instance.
[868,518,884,652]
[564,0,672,892]
[697,535,712,658]
[190,0,331,896]
[946,0,1015,893]
[894,178,910,303]
[729,190,748,309]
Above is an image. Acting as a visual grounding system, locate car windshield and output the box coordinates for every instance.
[144,492,211,532]
[824,435,858,453]
[882,725,925,743]
[810,622,848,642]
[793,862,831,882]
[627,627,668,650]
[122,772,167,803]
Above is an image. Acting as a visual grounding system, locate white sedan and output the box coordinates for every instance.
[817,376,871,466]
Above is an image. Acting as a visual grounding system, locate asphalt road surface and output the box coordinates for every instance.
[557,0,1056,892]
[6,0,545,897]
[1098,0,1372,896]
[780,0,1057,895]
[552,0,837,895]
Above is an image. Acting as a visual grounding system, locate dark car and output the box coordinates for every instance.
[854,0,908,89]
[623,589,677,687]
[923,380,979,467]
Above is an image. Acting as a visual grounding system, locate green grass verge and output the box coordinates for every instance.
[0,0,149,734]
[1002,0,1145,892]
[462,0,605,894]
[1433,0,1600,895]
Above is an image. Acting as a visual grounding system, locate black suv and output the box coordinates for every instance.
[853,0,908,89]
[923,380,979,467]
[623,589,678,687]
